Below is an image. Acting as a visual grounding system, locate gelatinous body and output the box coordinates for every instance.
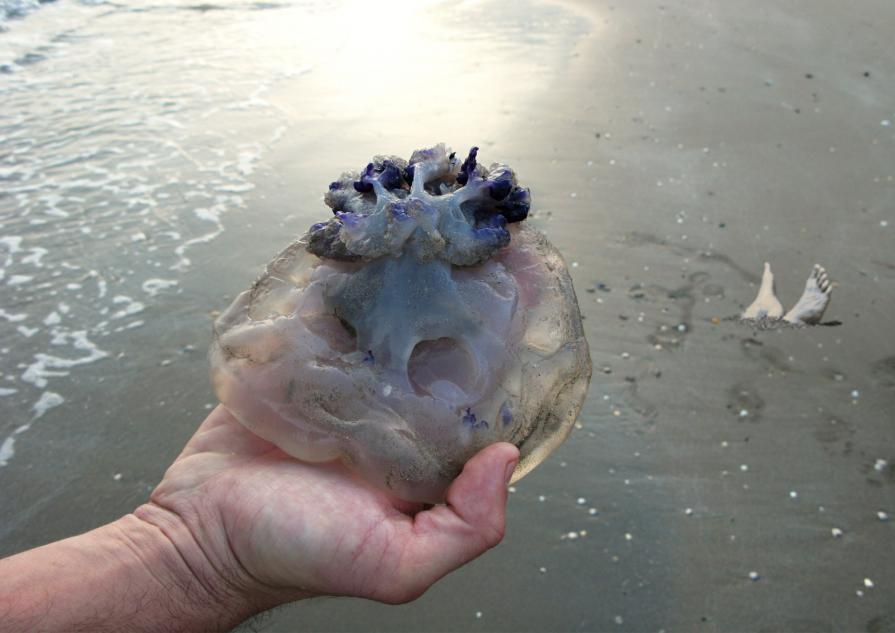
[210,144,592,502]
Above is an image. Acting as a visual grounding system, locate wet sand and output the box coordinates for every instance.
[2,0,894,631]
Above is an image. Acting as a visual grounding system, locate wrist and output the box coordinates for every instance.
[126,503,290,630]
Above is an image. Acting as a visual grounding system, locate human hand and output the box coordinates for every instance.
[136,405,519,613]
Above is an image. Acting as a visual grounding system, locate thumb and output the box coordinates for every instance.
[443,441,520,546]
[393,442,519,602]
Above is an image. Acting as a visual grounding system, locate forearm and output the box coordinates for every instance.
[0,512,264,633]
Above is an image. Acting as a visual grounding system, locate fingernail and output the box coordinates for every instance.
[504,459,518,485]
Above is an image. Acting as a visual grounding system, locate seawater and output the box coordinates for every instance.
[1,0,305,462]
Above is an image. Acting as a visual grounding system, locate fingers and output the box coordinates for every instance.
[199,404,233,427]
[177,405,278,460]
[387,442,519,603]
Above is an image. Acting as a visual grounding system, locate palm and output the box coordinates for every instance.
[147,406,517,604]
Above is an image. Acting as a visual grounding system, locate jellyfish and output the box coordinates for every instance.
[209,143,592,502]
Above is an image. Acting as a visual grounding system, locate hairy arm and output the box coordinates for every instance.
[0,511,272,633]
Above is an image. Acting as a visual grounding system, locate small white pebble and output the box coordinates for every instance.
[739,409,749,417]
[508,486,516,493]
[874,459,888,472]
[621,352,630,359]
[882,119,892,127]
[851,389,860,399]
[624,532,632,541]
[566,531,579,540]
[685,508,693,515]
[614,615,624,625]
[856,589,864,597]
[882,220,889,228]
[382,384,392,397]
[864,578,874,588]
[878,511,890,522]
[589,508,598,515]
[539,566,547,573]
[475,611,483,619]
[112,473,122,481]
[577,497,586,505]
[831,528,843,538]
[789,491,798,499]
[749,571,760,581]
[740,464,749,472]
[538,495,546,502]
[571,261,579,267]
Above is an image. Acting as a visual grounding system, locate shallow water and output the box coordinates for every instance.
[1,0,894,631]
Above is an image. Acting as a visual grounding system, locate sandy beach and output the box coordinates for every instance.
[1,0,893,630]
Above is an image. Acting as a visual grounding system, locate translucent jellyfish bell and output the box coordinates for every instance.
[209,144,592,502]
